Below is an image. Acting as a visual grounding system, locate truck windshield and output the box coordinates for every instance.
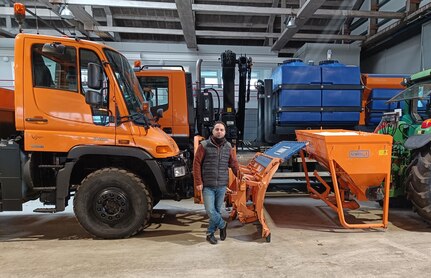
[104,49,147,115]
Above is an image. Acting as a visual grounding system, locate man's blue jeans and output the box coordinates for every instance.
[202,186,227,235]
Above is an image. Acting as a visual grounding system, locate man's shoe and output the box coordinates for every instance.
[220,223,227,241]
[206,234,217,245]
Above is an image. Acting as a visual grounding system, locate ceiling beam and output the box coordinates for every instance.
[94,14,181,23]
[197,22,267,29]
[48,1,405,19]
[49,0,177,10]
[93,25,366,41]
[92,26,184,36]
[271,0,326,51]
[67,5,114,40]
[368,0,378,37]
[265,0,279,46]
[199,32,367,41]
[0,27,15,37]
[36,0,90,37]
[104,6,121,41]
[406,0,420,14]
[175,0,197,49]
[363,2,431,48]
[198,0,276,3]
[343,0,366,36]
[312,9,403,19]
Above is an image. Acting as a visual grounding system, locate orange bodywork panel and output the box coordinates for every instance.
[0,87,14,111]
[360,74,406,125]
[11,33,179,158]
[0,88,15,138]
[296,129,393,229]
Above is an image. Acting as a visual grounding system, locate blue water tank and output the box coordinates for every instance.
[366,88,402,126]
[320,60,361,124]
[272,59,321,124]
[272,59,321,88]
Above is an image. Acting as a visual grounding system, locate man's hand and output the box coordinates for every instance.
[196,184,203,191]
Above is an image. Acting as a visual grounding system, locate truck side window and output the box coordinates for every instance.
[31,44,77,91]
[138,76,169,114]
[79,49,110,126]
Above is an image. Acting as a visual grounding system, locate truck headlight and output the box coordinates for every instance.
[173,166,186,177]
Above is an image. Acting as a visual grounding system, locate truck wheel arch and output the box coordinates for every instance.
[56,145,167,211]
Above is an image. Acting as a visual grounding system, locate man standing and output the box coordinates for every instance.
[193,121,239,244]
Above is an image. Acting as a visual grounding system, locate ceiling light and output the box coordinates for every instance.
[60,4,74,20]
[284,15,297,29]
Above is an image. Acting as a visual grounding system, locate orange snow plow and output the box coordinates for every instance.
[296,129,393,229]
[227,141,307,242]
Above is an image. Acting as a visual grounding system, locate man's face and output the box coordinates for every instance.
[212,123,226,139]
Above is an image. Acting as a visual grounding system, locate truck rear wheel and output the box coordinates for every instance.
[407,146,431,223]
[73,168,152,239]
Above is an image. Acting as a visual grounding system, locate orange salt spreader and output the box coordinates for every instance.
[296,129,393,229]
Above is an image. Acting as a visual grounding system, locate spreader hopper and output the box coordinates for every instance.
[296,129,393,229]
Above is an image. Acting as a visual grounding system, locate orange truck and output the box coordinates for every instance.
[134,51,251,152]
[134,65,195,151]
[0,5,190,239]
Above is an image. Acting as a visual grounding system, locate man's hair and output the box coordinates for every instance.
[213,121,227,130]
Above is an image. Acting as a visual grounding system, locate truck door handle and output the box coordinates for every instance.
[25,117,48,123]
[163,127,172,134]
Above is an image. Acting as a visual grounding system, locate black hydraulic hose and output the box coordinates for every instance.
[206,88,221,121]
[246,61,252,103]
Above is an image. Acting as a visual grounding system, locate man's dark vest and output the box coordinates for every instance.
[201,139,232,187]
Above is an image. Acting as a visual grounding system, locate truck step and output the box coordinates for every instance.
[33,187,56,191]
[33,208,57,213]
[38,165,64,168]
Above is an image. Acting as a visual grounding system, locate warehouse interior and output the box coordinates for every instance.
[1,1,431,277]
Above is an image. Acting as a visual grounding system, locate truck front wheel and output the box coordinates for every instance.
[407,146,431,223]
[73,168,152,239]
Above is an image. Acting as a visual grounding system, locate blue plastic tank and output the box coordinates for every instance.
[320,60,361,124]
[366,88,403,125]
[272,59,321,124]
[272,59,320,88]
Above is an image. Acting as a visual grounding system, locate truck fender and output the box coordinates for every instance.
[404,134,431,150]
[56,145,167,212]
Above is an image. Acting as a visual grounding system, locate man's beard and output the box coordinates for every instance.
[212,136,225,145]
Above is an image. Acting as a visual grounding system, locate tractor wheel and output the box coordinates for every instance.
[406,146,431,223]
[74,168,153,239]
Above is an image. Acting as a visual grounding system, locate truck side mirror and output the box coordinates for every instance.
[157,108,163,119]
[87,62,103,90]
[85,89,103,107]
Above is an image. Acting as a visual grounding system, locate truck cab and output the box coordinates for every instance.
[134,67,195,150]
[0,33,191,239]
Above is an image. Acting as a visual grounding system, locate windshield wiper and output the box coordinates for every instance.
[120,112,150,130]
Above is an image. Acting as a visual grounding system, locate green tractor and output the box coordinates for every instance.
[376,69,431,222]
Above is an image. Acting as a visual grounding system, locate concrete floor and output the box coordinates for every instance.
[1,196,431,278]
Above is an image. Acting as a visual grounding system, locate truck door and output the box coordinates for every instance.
[23,40,115,152]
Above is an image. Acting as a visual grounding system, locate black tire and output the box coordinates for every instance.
[73,168,152,239]
[406,146,431,223]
